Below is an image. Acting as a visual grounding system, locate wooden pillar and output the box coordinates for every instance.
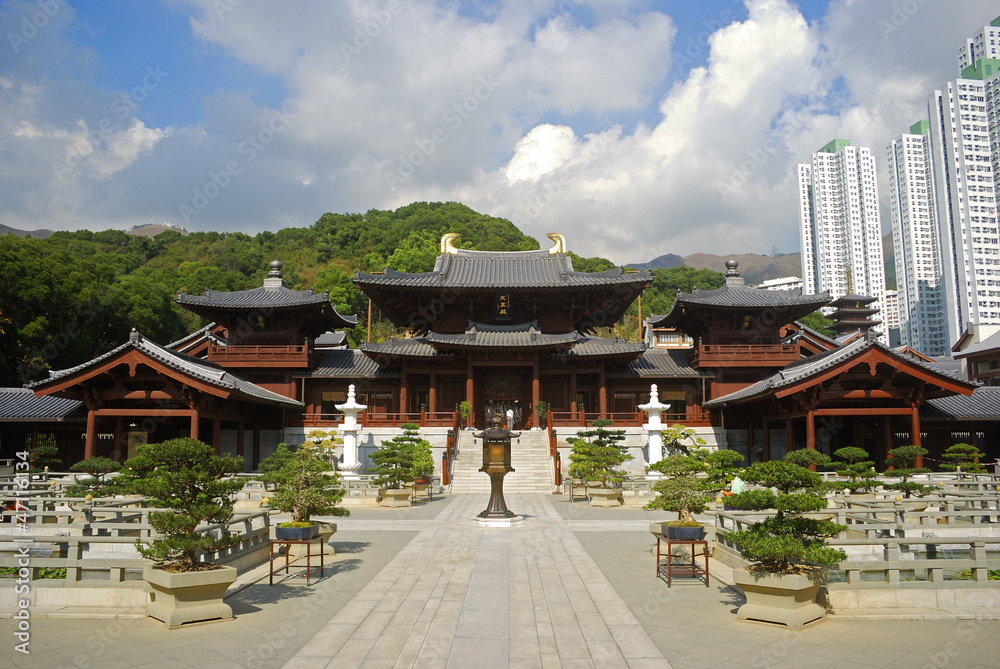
[252,422,261,470]
[569,370,578,419]
[190,410,199,440]
[212,417,221,455]
[429,371,437,413]
[911,406,923,468]
[400,365,409,416]
[598,364,607,419]
[237,417,246,465]
[114,417,125,461]
[883,415,894,469]
[531,360,540,426]
[785,415,794,454]
[466,359,474,426]
[85,410,97,460]
[747,415,755,464]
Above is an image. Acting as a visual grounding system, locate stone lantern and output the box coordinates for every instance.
[336,384,367,479]
[473,415,520,525]
[638,383,671,468]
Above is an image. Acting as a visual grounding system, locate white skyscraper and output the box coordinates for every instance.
[928,70,1000,346]
[886,121,948,356]
[798,140,886,341]
[957,16,1000,74]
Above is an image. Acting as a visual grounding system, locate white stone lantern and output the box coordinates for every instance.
[638,384,671,469]
[336,384,367,479]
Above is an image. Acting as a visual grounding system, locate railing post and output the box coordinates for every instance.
[884,541,900,585]
[971,540,988,582]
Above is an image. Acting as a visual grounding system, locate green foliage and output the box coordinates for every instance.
[940,443,987,473]
[798,310,836,338]
[830,447,879,494]
[645,455,711,521]
[567,419,632,489]
[884,445,932,497]
[724,460,846,573]
[782,449,831,469]
[65,456,122,497]
[696,448,745,487]
[28,441,61,472]
[118,438,245,569]
[258,443,298,477]
[661,424,707,456]
[370,423,430,489]
[257,448,348,523]
[458,401,471,421]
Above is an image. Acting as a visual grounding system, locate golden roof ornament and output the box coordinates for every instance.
[546,233,566,254]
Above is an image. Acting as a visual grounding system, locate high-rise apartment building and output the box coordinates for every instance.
[958,16,1000,74]
[798,140,886,341]
[928,72,1000,345]
[886,121,948,356]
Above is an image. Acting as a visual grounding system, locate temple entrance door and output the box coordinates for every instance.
[483,373,524,428]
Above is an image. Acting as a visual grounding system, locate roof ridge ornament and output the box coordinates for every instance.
[546,233,566,255]
[441,233,461,254]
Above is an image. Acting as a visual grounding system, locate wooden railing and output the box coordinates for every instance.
[303,410,459,428]
[208,343,311,365]
[689,343,799,367]
[547,411,712,427]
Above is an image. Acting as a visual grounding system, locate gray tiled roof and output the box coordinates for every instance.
[177,285,358,325]
[361,337,446,359]
[607,349,708,378]
[167,322,217,350]
[426,322,578,349]
[315,331,348,348]
[921,387,1000,420]
[551,336,646,359]
[30,330,301,407]
[703,338,975,408]
[0,388,86,422]
[354,249,651,290]
[297,349,390,378]
[953,330,1000,358]
[651,286,830,329]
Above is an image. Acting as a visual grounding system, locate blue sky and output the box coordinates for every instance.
[2,0,998,262]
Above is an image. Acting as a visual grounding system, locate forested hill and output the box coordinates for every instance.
[0,202,723,387]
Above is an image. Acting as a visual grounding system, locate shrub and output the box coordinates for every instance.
[940,443,987,474]
[884,445,933,498]
[568,419,632,489]
[65,456,122,497]
[830,447,879,494]
[258,448,349,524]
[371,423,431,489]
[120,438,244,570]
[645,454,711,522]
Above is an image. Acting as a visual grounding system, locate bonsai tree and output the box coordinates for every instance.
[411,437,435,482]
[829,447,879,494]
[783,448,832,469]
[662,424,707,456]
[371,423,426,489]
[28,440,61,472]
[534,401,549,428]
[884,445,933,498]
[120,438,245,571]
[305,429,342,470]
[725,460,847,573]
[258,447,349,525]
[458,401,471,428]
[940,443,987,474]
[567,418,632,489]
[65,456,122,497]
[646,454,711,525]
[696,448,745,490]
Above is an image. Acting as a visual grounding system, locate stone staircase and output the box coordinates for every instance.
[447,429,555,493]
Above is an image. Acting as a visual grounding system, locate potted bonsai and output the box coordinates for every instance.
[370,423,422,507]
[120,438,245,628]
[65,456,122,498]
[884,445,933,504]
[258,445,349,541]
[458,401,471,429]
[534,401,549,429]
[646,454,711,539]
[567,419,632,507]
[723,459,847,628]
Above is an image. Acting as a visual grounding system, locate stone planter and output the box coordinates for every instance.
[379,488,412,508]
[588,488,622,508]
[663,523,706,540]
[275,523,319,541]
[733,567,828,629]
[144,565,237,628]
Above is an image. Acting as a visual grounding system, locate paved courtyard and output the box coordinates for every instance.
[1,493,998,668]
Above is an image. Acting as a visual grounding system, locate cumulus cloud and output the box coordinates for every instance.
[3,0,1000,264]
